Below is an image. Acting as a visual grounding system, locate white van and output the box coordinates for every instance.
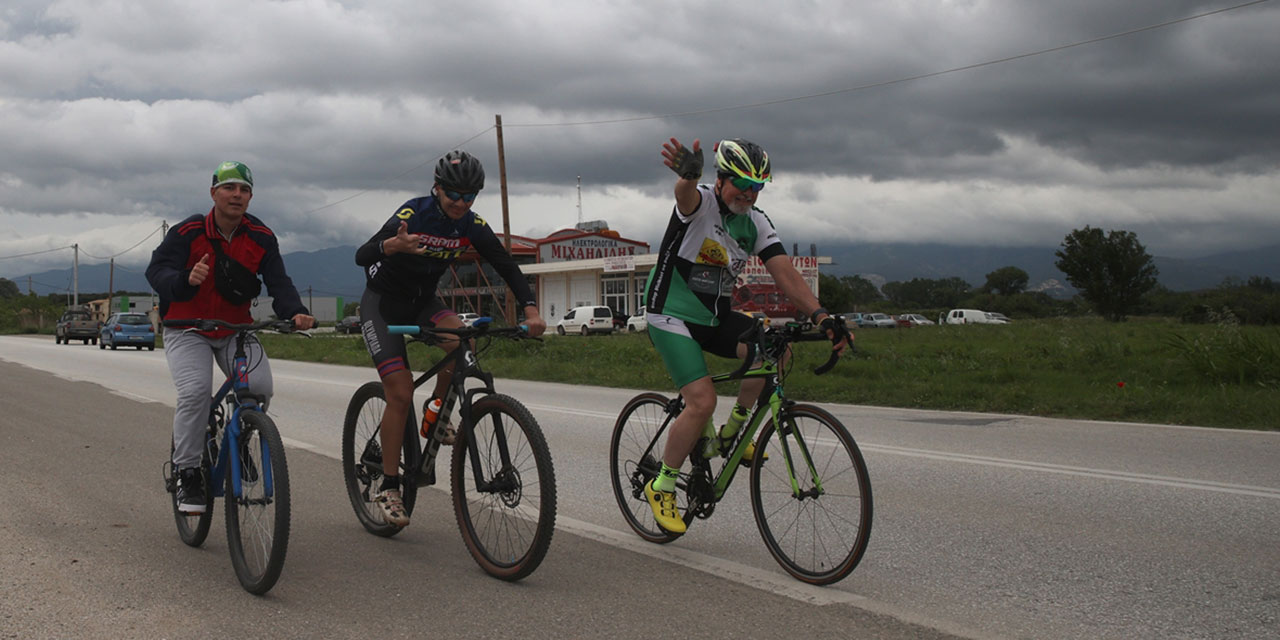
[945,309,999,325]
[555,305,615,335]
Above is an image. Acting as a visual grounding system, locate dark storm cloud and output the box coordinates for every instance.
[1,0,1278,276]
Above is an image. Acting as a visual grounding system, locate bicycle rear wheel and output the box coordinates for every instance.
[170,433,215,547]
[451,394,556,581]
[609,392,684,543]
[750,404,872,585]
[342,381,419,537]
[225,411,291,595]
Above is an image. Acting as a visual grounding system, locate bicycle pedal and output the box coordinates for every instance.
[162,462,176,493]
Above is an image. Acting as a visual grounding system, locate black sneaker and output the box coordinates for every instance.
[176,467,207,514]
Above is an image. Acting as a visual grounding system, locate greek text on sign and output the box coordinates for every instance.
[602,256,635,272]
[539,235,647,262]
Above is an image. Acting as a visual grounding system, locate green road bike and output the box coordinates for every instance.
[610,318,872,585]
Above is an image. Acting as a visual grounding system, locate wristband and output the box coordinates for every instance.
[810,307,828,324]
[379,239,387,255]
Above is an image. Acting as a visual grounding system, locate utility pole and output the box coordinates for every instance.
[72,243,79,306]
[107,257,115,316]
[495,114,514,325]
[577,176,583,224]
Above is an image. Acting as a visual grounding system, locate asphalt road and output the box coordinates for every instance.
[2,334,1278,639]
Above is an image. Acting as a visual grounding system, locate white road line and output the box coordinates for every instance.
[864,443,1280,498]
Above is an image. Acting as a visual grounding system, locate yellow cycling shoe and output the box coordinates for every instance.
[644,479,686,534]
[738,441,770,466]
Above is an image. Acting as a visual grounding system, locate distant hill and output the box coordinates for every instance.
[8,243,1276,299]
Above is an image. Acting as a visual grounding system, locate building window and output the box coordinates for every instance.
[602,273,630,315]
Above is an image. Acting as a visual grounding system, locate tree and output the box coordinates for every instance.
[839,275,882,308]
[0,278,19,299]
[818,273,854,313]
[983,266,1029,296]
[343,301,360,317]
[1054,226,1158,322]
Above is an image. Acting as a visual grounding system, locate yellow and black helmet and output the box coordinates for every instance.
[714,139,771,184]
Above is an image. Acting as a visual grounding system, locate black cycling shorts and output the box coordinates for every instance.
[359,288,454,378]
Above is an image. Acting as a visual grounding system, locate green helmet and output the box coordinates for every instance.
[212,161,253,189]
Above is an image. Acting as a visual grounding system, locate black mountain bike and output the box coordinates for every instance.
[342,318,556,581]
[162,318,304,595]
[610,318,873,585]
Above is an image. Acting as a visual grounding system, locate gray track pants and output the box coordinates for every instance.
[164,328,273,469]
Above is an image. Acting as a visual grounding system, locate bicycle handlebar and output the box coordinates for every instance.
[388,317,538,342]
[728,316,851,378]
[163,318,301,333]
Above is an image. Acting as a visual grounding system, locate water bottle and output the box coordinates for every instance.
[420,397,442,439]
[699,417,719,459]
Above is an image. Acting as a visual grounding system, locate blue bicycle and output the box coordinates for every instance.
[162,318,303,595]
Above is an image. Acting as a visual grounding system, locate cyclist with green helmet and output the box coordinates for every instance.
[642,137,851,534]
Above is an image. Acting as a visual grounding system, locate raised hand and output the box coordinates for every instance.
[662,137,703,180]
[188,253,211,286]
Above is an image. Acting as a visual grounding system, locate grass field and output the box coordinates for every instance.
[253,317,1279,431]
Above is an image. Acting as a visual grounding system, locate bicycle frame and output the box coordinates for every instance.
[206,330,276,501]
[649,321,840,509]
[386,322,522,492]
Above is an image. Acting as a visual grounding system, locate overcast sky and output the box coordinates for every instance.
[2,0,1277,287]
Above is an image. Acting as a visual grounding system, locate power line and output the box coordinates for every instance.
[80,224,165,261]
[0,245,72,261]
[300,125,497,215]
[506,0,1273,128]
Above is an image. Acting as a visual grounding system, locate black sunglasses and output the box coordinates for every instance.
[442,189,478,203]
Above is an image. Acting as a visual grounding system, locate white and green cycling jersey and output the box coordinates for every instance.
[644,184,787,326]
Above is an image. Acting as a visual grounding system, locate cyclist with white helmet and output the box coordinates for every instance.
[643,138,851,533]
[354,150,546,528]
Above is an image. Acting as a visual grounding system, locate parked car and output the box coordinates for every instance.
[556,305,614,335]
[946,308,1005,325]
[335,316,361,334]
[626,306,648,333]
[863,313,898,328]
[99,312,155,350]
[986,312,1011,324]
[896,313,935,327]
[612,310,629,331]
[56,306,99,345]
[457,312,482,327]
[839,312,865,327]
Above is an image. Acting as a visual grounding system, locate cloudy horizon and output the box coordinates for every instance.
[3,0,1277,289]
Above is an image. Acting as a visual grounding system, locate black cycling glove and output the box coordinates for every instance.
[668,144,703,180]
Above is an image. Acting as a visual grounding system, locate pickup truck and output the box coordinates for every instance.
[56,306,100,345]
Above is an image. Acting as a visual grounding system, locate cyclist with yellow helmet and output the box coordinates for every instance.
[643,137,851,533]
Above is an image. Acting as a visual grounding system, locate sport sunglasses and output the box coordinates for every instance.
[729,176,766,192]
[443,189,478,203]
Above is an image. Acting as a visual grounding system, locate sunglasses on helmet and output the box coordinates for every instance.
[729,176,766,192]
[442,189,478,203]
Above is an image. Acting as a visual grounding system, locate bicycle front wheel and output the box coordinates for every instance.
[342,381,419,537]
[451,394,556,581]
[225,411,291,595]
[750,404,872,585]
[609,392,684,543]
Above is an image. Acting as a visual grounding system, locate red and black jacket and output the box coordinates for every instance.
[146,209,308,338]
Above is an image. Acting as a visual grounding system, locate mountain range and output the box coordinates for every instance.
[8,243,1277,300]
